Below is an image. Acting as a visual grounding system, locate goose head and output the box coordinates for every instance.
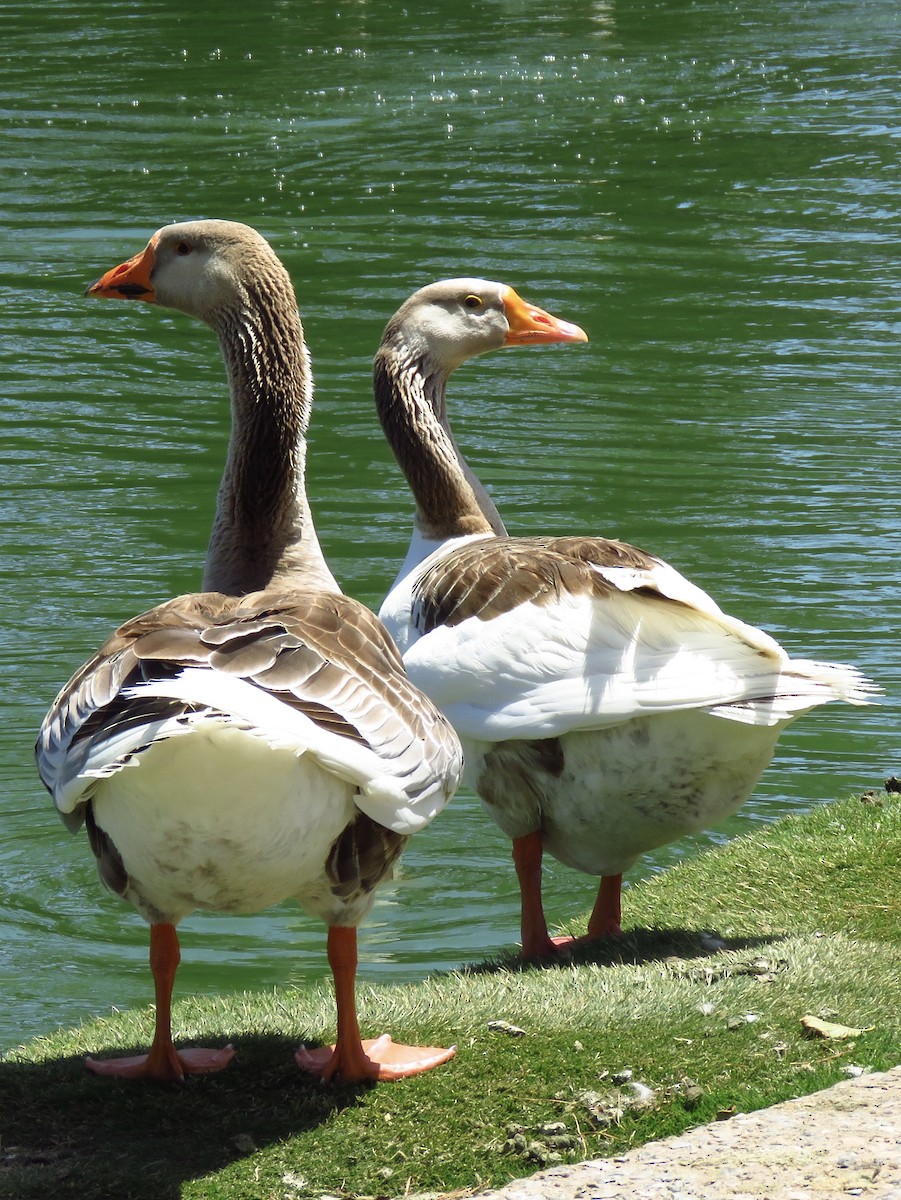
[381,278,588,375]
[86,219,291,328]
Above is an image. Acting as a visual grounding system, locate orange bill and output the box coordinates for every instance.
[85,236,158,301]
[502,286,588,345]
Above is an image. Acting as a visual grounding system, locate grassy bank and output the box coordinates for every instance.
[2,789,899,1200]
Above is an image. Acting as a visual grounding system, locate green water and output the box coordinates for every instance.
[2,0,898,1051]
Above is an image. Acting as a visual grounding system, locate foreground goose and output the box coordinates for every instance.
[35,222,462,1082]
[375,278,875,960]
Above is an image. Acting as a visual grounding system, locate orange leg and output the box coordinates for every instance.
[587,874,623,938]
[85,923,234,1082]
[512,831,559,959]
[295,926,455,1083]
[514,833,623,959]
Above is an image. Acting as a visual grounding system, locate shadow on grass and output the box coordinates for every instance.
[0,1032,371,1200]
[0,932,789,1198]
[457,925,786,977]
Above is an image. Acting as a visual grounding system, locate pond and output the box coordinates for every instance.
[2,0,898,1052]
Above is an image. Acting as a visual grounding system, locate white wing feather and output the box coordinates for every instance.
[401,571,874,742]
[63,668,451,836]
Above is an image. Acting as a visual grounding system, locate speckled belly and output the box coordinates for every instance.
[469,710,782,877]
[91,723,359,926]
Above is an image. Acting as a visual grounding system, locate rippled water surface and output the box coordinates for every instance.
[2,0,899,1051]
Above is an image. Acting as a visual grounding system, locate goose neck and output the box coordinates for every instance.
[374,345,506,544]
[202,282,338,597]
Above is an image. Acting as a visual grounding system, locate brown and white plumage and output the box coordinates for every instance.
[375,278,876,959]
[35,222,462,1082]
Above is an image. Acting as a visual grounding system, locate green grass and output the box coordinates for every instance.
[2,790,900,1200]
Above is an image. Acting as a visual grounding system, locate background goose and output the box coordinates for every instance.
[35,221,462,1082]
[374,278,876,960]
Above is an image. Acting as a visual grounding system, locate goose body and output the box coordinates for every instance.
[36,222,462,1081]
[374,279,875,959]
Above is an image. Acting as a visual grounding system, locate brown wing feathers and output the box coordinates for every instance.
[413,535,661,632]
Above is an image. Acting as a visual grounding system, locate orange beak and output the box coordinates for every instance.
[502,286,588,346]
[85,237,157,301]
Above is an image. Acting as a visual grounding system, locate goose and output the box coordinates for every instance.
[374,278,876,960]
[34,221,462,1083]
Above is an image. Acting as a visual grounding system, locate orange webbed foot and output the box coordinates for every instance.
[520,927,623,962]
[296,1033,456,1083]
[85,1043,234,1082]
[519,933,570,961]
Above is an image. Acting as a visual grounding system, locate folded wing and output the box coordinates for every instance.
[36,589,463,837]
[401,536,876,741]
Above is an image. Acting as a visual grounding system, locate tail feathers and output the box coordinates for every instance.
[708,659,880,727]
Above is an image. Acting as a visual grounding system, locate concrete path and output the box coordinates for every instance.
[475,1064,901,1200]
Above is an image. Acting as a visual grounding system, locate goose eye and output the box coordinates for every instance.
[463,294,483,310]
[174,241,192,257]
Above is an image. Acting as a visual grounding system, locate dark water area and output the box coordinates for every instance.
[2,0,898,1050]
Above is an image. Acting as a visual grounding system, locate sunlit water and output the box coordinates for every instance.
[2,0,899,1052]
